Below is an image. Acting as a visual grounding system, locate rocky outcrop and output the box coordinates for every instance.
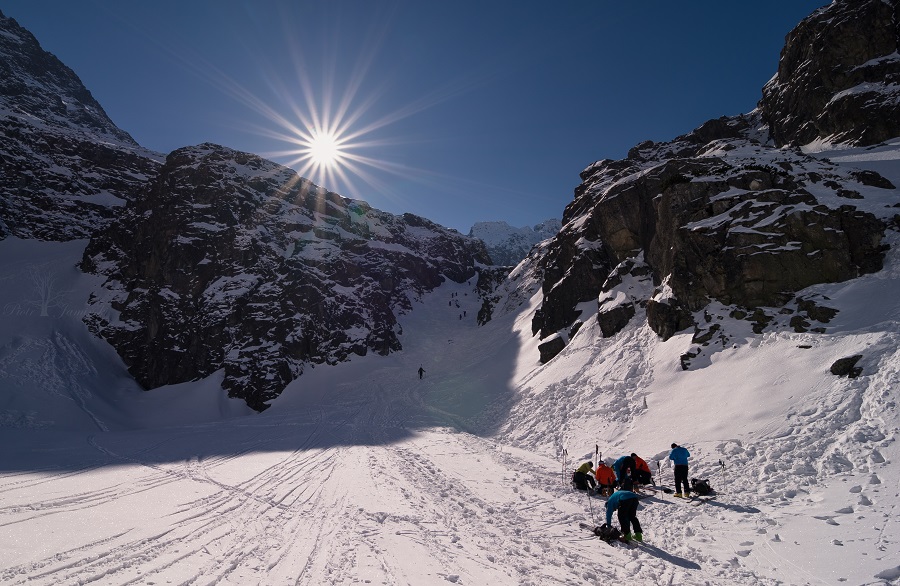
[830,354,864,378]
[534,132,890,345]
[760,0,900,146]
[82,144,490,410]
[527,0,898,357]
[0,10,161,241]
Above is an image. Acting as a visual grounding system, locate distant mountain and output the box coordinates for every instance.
[0,9,161,241]
[468,219,561,266]
[484,0,900,365]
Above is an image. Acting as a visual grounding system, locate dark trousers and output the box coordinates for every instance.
[635,469,652,485]
[674,464,689,494]
[573,471,596,490]
[617,498,642,535]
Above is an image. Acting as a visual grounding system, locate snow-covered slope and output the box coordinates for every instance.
[1,164,898,582]
[469,219,561,266]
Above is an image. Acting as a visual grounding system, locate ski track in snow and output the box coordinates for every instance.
[0,296,796,586]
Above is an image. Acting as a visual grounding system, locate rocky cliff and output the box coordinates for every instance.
[81,144,491,410]
[529,0,899,364]
[0,10,161,241]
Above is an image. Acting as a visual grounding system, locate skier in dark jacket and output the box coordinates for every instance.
[669,443,691,497]
[613,454,635,487]
[605,489,643,542]
[418,366,426,379]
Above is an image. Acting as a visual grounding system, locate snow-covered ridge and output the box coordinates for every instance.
[0,9,162,242]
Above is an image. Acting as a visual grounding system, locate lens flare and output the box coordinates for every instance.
[158,6,491,205]
[307,130,343,168]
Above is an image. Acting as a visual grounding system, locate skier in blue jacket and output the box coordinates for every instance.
[669,443,691,497]
[613,454,635,487]
[605,489,643,542]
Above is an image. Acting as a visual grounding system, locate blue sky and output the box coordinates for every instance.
[4,1,829,233]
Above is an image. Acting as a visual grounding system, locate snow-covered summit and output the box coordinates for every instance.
[468,218,561,266]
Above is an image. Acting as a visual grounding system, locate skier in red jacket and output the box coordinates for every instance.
[631,453,653,485]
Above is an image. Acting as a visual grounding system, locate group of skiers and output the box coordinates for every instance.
[572,443,692,543]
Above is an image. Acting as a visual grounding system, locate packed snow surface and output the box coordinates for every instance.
[1,144,899,585]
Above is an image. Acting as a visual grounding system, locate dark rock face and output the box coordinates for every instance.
[533,140,888,343]
[0,10,161,241]
[82,145,490,410]
[760,0,900,147]
[538,336,565,363]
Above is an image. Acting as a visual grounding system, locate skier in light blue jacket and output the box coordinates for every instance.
[669,443,691,497]
[605,489,643,542]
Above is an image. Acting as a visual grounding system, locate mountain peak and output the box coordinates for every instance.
[759,0,900,146]
[0,10,137,147]
[0,10,161,241]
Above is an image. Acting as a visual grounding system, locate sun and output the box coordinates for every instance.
[308,130,343,168]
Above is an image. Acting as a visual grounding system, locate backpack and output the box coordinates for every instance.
[691,478,712,496]
[593,524,622,542]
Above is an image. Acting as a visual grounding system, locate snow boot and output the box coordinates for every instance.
[674,493,683,498]
[634,533,643,542]
[622,532,632,541]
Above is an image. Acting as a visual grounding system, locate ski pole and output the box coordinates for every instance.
[719,459,726,494]
[656,461,662,498]
[586,483,596,525]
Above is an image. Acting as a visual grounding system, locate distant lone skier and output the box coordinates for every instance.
[418,366,425,380]
[669,443,691,497]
